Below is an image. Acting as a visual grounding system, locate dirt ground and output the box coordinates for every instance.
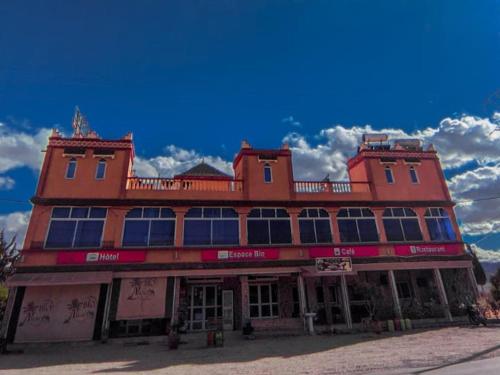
[1,326,499,374]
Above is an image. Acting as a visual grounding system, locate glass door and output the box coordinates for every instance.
[188,285,222,330]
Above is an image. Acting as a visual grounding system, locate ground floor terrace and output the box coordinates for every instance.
[1,257,478,344]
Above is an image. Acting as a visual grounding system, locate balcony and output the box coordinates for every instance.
[127,177,243,192]
[294,180,372,201]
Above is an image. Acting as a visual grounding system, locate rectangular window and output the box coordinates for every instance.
[269,220,292,244]
[249,284,278,318]
[96,161,106,179]
[338,220,360,242]
[184,220,211,245]
[66,160,77,179]
[385,167,394,184]
[383,219,405,242]
[122,221,149,247]
[299,220,316,243]
[409,167,419,184]
[247,220,270,245]
[264,165,272,183]
[357,219,379,242]
[45,207,106,248]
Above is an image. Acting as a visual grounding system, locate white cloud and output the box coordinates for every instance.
[473,246,500,263]
[449,164,500,235]
[282,116,302,128]
[0,176,15,190]
[0,211,31,248]
[0,123,52,173]
[133,145,233,178]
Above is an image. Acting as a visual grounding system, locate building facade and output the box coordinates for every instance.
[1,129,478,343]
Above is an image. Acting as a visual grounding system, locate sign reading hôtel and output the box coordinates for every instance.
[57,250,146,265]
[202,248,280,262]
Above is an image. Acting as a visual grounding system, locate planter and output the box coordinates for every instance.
[168,333,179,350]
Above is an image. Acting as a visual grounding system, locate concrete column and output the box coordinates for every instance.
[100,283,113,341]
[173,208,188,248]
[326,208,341,243]
[340,275,352,329]
[467,267,480,299]
[236,207,251,246]
[240,275,250,322]
[322,277,333,325]
[372,208,388,242]
[297,274,307,316]
[433,268,453,322]
[414,207,431,242]
[288,208,302,245]
[388,270,403,319]
[0,287,17,344]
[171,276,181,325]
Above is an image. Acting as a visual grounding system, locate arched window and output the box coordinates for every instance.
[383,208,423,242]
[298,208,332,244]
[66,158,77,179]
[95,159,106,180]
[264,163,272,183]
[409,166,419,184]
[384,166,394,184]
[122,207,175,247]
[247,208,291,245]
[424,208,456,241]
[184,207,239,246]
[337,208,379,243]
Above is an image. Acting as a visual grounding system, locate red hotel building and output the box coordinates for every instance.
[1,128,478,343]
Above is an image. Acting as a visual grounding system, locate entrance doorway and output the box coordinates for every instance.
[187,285,222,330]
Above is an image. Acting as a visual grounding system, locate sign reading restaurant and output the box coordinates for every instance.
[394,243,462,256]
[202,248,280,262]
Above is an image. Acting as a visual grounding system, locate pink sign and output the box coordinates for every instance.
[309,245,379,258]
[57,250,146,265]
[202,248,280,262]
[394,243,462,256]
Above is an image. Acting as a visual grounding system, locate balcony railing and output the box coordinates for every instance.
[127,177,243,192]
[294,181,369,193]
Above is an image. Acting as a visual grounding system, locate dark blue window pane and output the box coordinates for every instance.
[248,209,261,218]
[248,220,269,244]
[204,208,221,218]
[264,166,272,183]
[66,160,76,179]
[123,220,149,246]
[439,218,456,241]
[126,208,142,218]
[52,207,71,218]
[410,168,418,183]
[308,209,319,218]
[276,209,289,218]
[149,220,175,246]
[349,208,361,217]
[184,220,211,245]
[337,209,348,218]
[270,220,292,244]
[393,208,405,217]
[185,208,202,218]
[299,210,308,218]
[160,208,175,218]
[74,220,104,247]
[404,208,416,217]
[361,208,374,217]
[319,209,329,218]
[383,208,393,217]
[46,221,76,248]
[143,208,160,218]
[426,218,441,241]
[383,219,404,242]
[358,219,379,242]
[262,209,275,218]
[385,168,394,183]
[96,161,106,179]
[221,208,238,218]
[212,220,239,245]
[71,208,89,218]
[402,219,423,241]
[90,207,107,218]
[339,220,359,242]
[315,220,333,243]
[299,220,316,243]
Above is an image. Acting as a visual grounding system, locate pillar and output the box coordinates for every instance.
[433,268,453,322]
[467,267,479,299]
[236,207,251,246]
[372,208,388,242]
[288,208,302,245]
[322,277,333,325]
[100,283,113,341]
[414,207,431,242]
[171,276,181,325]
[240,275,250,323]
[388,270,403,319]
[173,207,188,248]
[340,275,352,329]
[297,274,307,331]
[0,287,17,345]
[326,208,341,243]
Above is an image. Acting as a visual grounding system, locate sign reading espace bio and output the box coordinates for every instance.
[201,248,279,262]
[57,250,146,265]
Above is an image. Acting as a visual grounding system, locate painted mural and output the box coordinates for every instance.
[15,284,100,343]
[116,277,167,320]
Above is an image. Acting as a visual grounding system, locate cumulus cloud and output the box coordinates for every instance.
[133,145,233,177]
[473,246,500,263]
[0,211,31,247]
[282,116,302,128]
[0,176,15,190]
[0,122,52,173]
[449,164,500,235]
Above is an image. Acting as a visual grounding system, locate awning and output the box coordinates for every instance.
[6,271,113,287]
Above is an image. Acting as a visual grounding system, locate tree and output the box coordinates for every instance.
[491,268,500,302]
[0,230,19,285]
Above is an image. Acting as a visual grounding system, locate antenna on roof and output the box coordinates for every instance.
[72,106,91,138]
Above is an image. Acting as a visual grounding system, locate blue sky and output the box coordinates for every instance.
[0,1,499,259]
